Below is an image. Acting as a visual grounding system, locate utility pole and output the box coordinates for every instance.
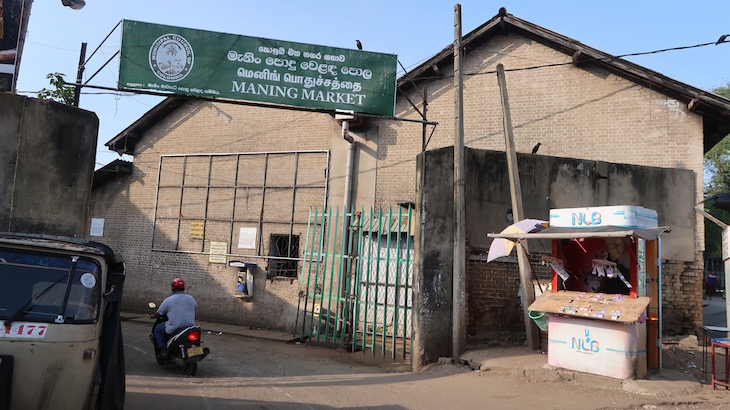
[452,3,466,359]
[74,42,87,107]
[496,63,540,350]
[422,86,428,152]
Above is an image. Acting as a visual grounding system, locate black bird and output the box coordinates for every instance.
[531,142,541,154]
[356,40,363,50]
[717,34,729,45]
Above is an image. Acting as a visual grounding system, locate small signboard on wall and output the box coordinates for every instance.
[190,221,205,239]
[209,241,228,264]
[90,218,104,237]
[238,227,257,249]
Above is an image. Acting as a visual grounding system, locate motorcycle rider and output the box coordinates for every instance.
[149,277,198,359]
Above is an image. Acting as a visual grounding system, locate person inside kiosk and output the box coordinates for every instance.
[555,236,633,296]
[598,237,631,295]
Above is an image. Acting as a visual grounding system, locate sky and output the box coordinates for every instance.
[14,1,730,170]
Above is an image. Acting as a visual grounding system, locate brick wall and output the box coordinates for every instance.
[382,33,704,203]
[466,249,553,344]
[91,104,335,329]
[466,259,523,343]
[661,259,705,335]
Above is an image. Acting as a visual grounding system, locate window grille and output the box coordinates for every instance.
[267,234,299,278]
[150,150,329,263]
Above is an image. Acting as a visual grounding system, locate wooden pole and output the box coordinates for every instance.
[496,63,540,350]
[452,3,466,359]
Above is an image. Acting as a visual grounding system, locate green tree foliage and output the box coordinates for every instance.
[37,72,75,105]
[703,84,730,257]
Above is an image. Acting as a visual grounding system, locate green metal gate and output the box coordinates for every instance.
[296,206,414,362]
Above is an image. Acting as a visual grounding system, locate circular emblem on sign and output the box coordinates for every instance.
[149,33,194,82]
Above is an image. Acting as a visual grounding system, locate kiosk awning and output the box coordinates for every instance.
[488,225,670,241]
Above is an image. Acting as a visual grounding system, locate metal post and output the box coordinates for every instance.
[658,237,663,367]
[340,119,355,341]
[722,225,730,337]
[74,42,87,107]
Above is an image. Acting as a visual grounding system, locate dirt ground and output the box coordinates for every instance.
[661,335,714,382]
[456,335,713,382]
[123,319,730,409]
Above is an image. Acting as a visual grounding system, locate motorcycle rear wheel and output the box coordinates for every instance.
[185,361,197,376]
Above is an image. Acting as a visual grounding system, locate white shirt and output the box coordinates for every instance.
[157,291,197,334]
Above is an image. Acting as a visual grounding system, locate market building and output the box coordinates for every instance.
[91,8,730,365]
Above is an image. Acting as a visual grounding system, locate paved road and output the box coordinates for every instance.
[703,296,727,328]
[121,319,730,409]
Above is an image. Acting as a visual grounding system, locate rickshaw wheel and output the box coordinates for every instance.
[185,361,197,376]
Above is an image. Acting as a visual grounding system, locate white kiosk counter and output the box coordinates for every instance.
[529,290,650,379]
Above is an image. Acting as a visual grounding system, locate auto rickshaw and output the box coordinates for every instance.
[0,233,126,410]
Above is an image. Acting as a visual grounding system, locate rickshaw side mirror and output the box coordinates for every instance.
[104,264,126,302]
[148,302,157,309]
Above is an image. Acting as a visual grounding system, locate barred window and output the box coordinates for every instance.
[267,234,299,278]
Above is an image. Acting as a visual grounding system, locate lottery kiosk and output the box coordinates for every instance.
[493,206,669,379]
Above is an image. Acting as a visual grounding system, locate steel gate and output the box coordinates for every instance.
[296,206,414,362]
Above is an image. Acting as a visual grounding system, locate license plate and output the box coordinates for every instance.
[186,346,204,357]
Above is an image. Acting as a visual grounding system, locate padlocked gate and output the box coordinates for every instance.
[296,206,414,362]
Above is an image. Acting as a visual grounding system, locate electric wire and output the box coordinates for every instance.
[20,37,728,96]
[408,39,728,83]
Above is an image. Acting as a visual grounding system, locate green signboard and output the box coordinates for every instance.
[119,20,397,116]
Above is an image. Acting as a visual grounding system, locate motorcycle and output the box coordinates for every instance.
[147,302,210,376]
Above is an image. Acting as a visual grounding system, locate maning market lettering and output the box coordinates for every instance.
[230,81,366,106]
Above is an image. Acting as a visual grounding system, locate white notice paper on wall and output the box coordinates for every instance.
[90,218,104,237]
[238,227,257,249]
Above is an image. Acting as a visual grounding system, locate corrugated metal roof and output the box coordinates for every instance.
[488,225,671,241]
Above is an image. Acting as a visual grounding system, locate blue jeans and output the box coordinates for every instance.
[154,322,169,349]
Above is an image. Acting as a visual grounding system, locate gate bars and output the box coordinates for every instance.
[297,206,414,361]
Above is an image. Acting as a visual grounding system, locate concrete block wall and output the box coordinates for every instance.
[0,94,99,237]
[416,145,701,352]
